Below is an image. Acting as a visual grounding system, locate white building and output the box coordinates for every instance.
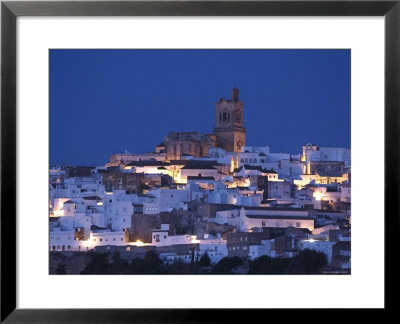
[49,229,75,251]
[248,239,272,260]
[90,230,128,246]
[146,188,193,212]
[151,224,199,247]
[104,200,133,231]
[301,143,351,166]
[210,207,314,231]
[299,239,335,263]
[198,236,228,264]
[159,252,196,265]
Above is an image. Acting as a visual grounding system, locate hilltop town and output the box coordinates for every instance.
[49,89,351,274]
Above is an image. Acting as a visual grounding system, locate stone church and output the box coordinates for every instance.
[159,88,246,161]
[158,132,216,161]
[213,88,246,152]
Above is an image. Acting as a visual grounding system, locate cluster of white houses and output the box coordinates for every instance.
[50,89,350,270]
[50,142,351,270]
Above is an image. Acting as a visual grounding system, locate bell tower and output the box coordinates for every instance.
[213,88,246,152]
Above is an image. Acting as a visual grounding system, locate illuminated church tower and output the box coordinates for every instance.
[213,88,246,152]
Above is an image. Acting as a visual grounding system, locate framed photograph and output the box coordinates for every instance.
[1,0,398,322]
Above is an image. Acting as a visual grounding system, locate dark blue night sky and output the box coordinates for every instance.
[50,49,350,166]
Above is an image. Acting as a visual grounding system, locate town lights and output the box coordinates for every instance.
[314,192,324,201]
[191,236,200,244]
[135,240,144,246]
[53,209,64,217]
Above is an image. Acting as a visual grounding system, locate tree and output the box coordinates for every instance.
[198,252,211,267]
[109,251,128,274]
[248,256,274,274]
[248,255,294,274]
[126,251,162,274]
[211,256,243,274]
[164,258,188,274]
[80,252,110,274]
[295,249,327,274]
[55,262,66,275]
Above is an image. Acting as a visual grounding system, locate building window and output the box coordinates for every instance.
[296,222,301,227]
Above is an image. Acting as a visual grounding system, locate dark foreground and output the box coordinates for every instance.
[49,249,349,275]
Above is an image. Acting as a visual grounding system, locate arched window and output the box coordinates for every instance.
[223,112,227,121]
[219,113,222,122]
[254,159,257,163]
[240,159,244,163]
[245,159,248,163]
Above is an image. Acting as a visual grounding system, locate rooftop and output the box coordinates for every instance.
[246,215,313,220]
[187,176,215,180]
[127,160,170,167]
[234,206,308,212]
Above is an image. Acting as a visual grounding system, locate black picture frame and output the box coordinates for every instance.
[1,0,398,322]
